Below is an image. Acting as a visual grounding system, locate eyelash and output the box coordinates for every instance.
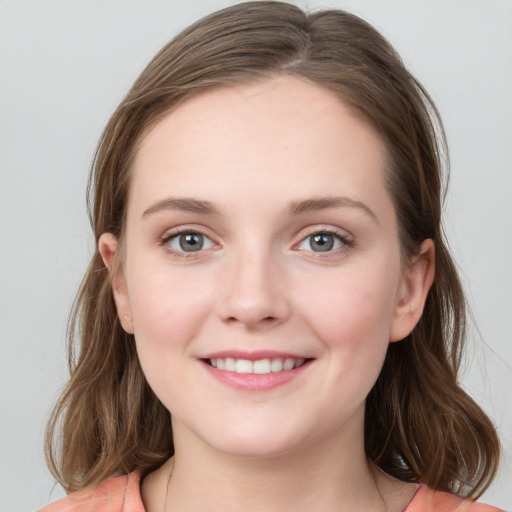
[296,227,354,256]
[159,228,216,260]
[159,226,354,260]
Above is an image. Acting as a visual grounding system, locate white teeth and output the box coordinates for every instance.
[209,357,306,374]
[270,358,284,372]
[235,359,253,373]
[225,357,236,372]
[283,358,295,370]
[253,359,271,374]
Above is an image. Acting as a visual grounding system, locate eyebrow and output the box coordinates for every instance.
[287,196,377,222]
[142,195,377,222]
[143,197,220,217]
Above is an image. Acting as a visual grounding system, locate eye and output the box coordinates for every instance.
[167,232,215,253]
[298,232,347,252]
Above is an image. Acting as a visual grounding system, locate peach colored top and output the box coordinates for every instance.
[38,472,504,512]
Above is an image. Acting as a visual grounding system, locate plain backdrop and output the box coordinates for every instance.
[0,1,510,510]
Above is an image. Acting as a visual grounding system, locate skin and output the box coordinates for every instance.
[100,76,434,512]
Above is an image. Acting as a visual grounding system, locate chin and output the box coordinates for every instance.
[214,438,302,460]
[189,419,308,460]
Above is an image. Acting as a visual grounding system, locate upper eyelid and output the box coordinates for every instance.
[160,225,216,241]
[160,227,217,252]
[158,224,353,247]
[296,225,353,241]
[293,226,354,254]
[160,228,218,259]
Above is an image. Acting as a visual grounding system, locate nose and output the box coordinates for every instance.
[217,247,291,330]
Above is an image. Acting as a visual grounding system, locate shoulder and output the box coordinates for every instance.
[405,484,505,512]
[37,472,145,512]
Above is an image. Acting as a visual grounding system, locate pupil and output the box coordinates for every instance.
[311,234,333,252]
[179,233,203,252]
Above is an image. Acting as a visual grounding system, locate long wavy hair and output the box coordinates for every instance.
[45,1,500,499]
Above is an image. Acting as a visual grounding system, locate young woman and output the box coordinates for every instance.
[40,2,503,511]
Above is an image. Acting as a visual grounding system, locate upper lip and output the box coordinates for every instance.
[199,350,312,361]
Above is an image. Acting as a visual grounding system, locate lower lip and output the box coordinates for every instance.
[202,361,311,391]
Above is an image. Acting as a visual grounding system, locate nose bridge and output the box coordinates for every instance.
[219,237,289,328]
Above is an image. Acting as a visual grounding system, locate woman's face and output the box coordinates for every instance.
[101,76,432,458]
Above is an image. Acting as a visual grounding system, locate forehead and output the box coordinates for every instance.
[129,76,390,214]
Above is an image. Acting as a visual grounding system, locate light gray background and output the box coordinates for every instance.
[0,1,510,510]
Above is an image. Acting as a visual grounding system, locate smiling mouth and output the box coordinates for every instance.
[205,357,308,374]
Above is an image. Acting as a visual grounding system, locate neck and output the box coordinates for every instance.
[142,416,395,512]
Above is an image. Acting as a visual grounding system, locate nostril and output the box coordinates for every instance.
[219,285,291,327]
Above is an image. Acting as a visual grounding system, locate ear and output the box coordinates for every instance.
[98,232,134,334]
[389,239,435,342]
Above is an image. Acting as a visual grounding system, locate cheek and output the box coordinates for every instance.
[305,274,399,416]
[296,264,400,379]
[304,270,397,336]
[126,268,217,411]
[127,264,215,356]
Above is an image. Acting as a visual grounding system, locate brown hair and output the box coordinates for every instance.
[45,1,500,499]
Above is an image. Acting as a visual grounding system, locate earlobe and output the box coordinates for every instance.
[98,233,134,334]
[389,239,435,342]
